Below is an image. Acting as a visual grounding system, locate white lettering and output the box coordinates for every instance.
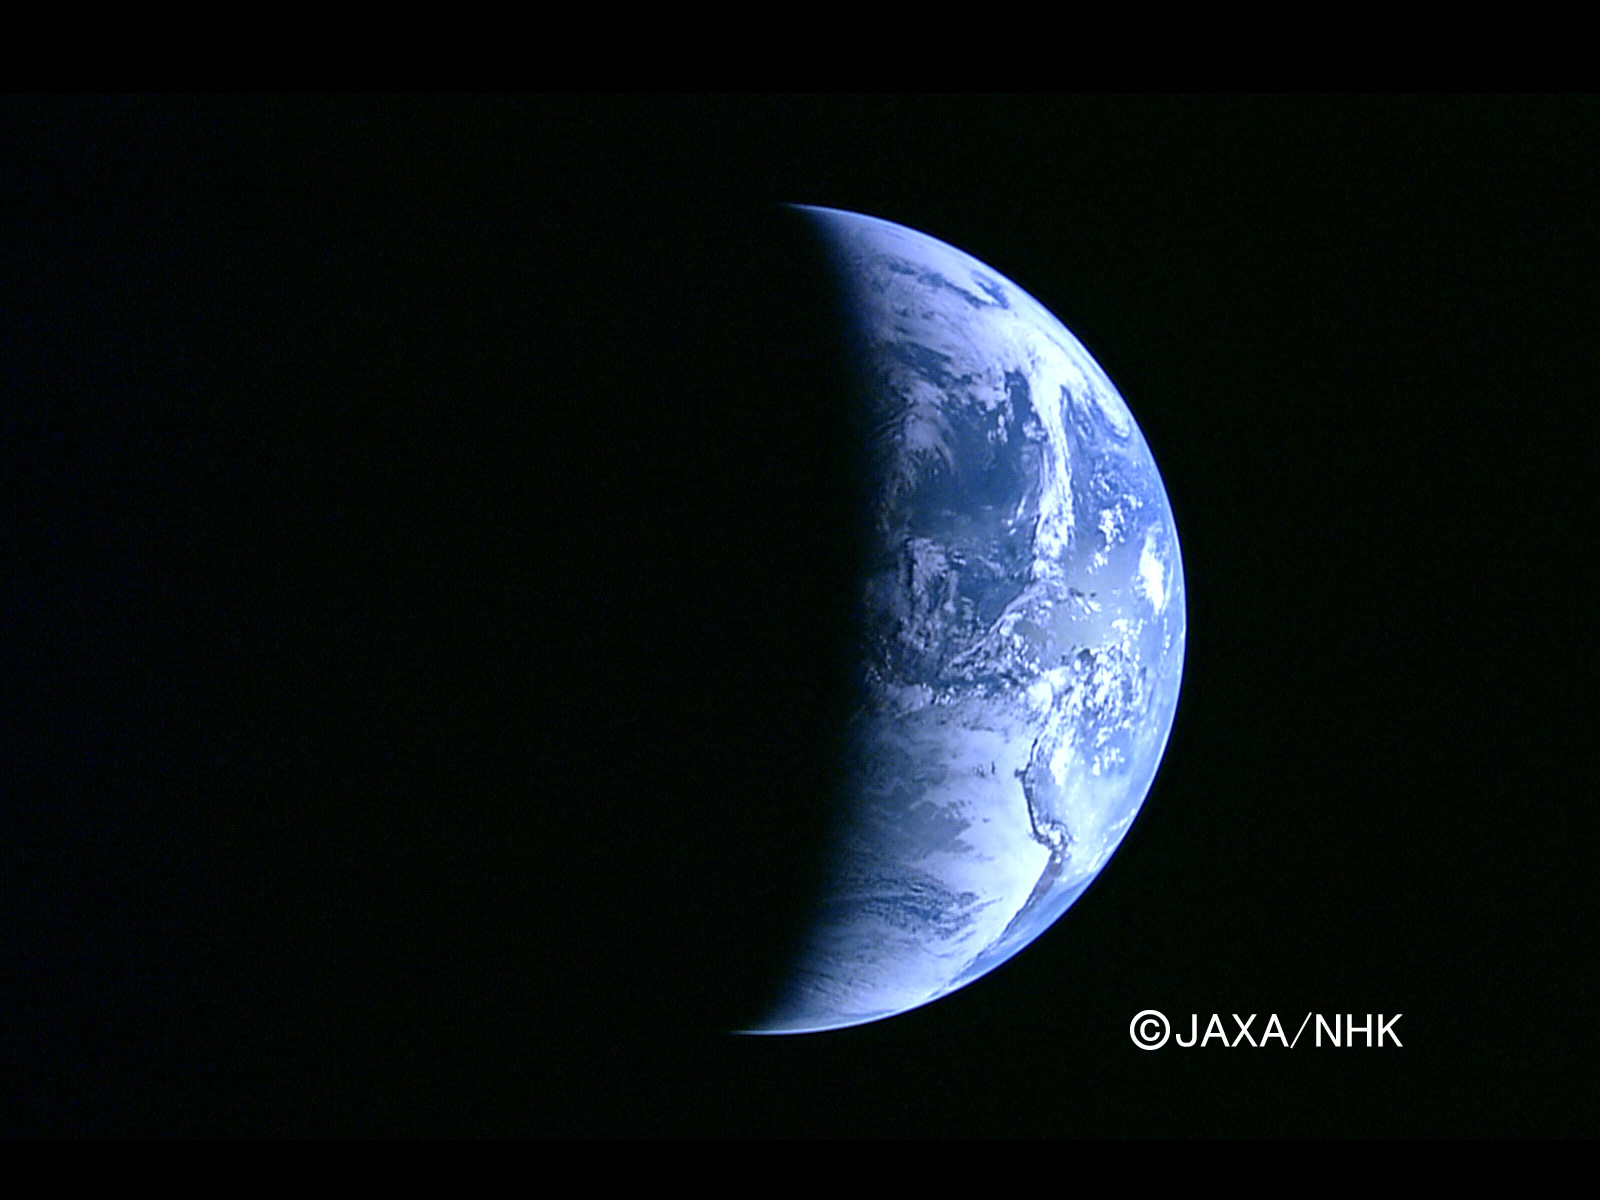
[1231,1013,1258,1048]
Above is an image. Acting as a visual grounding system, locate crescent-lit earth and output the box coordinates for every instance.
[751,208,1186,1034]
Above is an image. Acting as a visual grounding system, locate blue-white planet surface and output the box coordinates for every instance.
[751,208,1186,1034]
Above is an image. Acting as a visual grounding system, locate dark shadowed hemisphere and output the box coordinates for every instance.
[756,204,1186,1038]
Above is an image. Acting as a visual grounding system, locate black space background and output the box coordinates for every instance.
[3,96,1596,1137]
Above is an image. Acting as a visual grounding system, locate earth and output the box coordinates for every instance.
[751,208,1186,1034]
